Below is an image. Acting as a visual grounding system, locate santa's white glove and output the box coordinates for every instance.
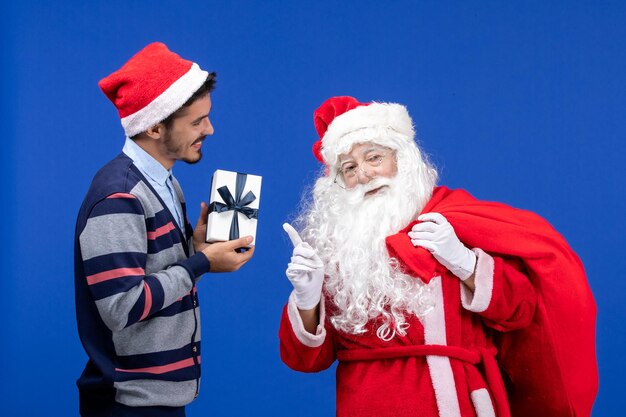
[408,212,476,281]
[283,223,324,310]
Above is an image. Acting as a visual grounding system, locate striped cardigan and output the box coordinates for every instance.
[74,153,210,413]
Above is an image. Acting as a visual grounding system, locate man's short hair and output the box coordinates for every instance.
[131,72,216,139]
[160,72,217,128]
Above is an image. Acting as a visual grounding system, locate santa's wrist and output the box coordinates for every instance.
[438,248,477,281]
[455,249,477,281]
[294,291,322,310]
[295,302,321,310]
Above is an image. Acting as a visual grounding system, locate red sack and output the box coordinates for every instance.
[387,186,598,417]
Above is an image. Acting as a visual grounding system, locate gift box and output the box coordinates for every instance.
[205,169,262,245]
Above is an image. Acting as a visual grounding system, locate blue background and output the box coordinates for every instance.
[1,1,624,415]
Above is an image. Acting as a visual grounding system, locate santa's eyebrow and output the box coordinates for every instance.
[361,146,385,155]
[340,146,386,163]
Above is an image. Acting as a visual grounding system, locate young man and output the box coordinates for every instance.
[74,42,255,417]
[279,96,597,417]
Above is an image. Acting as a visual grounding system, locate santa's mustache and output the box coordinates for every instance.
[341,177,395,204]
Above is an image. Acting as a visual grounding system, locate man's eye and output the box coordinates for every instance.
[368,155,383,163]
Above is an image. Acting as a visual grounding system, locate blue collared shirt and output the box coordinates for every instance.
[122,137,185,230]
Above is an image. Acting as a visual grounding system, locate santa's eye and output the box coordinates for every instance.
[366,154,384,165]
[341,165,358,177]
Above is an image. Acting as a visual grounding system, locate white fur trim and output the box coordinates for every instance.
[422,277,462,417]
[121,63,209,137]
[320,102,414,166]
[460,248,494,313]
[287,291,326,348]
[470,388,496,417]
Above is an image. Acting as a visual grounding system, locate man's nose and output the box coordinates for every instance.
[203,118,214,136]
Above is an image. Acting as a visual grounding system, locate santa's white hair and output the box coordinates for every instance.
[296,122,439,341]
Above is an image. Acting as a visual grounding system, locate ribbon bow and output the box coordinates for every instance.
[208,173,258,240]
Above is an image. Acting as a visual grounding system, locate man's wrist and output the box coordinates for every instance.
[176,252,212,280]
[194,239,209,252]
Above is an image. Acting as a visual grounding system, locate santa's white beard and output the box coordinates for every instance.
[298,149,438,341]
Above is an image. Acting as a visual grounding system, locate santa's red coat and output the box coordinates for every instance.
[279,187,597,417]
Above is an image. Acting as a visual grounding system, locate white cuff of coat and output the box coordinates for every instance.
[287,291,326,347]
[460,248,494,313]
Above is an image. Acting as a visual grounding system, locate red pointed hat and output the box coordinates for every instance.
[99,42,210,137]
[312,96,415,166]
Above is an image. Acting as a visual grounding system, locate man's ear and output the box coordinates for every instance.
[145,123,165,140]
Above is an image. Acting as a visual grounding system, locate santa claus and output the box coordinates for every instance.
[279,96,597,417]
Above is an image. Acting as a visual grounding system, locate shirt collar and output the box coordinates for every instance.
[122,137,172,186]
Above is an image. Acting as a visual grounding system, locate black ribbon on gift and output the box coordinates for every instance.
[208,173,258,240]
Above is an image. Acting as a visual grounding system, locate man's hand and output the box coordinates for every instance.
[201,236,255,272]
[193,202,255,272]
[408,212,476,281]
[283,223,324,310]
[193,202,210,251]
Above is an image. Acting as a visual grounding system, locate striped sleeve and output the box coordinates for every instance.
[79,192,210,331]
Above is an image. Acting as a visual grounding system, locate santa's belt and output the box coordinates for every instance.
[338,344,510,417]
[337,344,488,363]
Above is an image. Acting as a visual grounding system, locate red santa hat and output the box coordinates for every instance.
[99,42,210,137]
[312,96,415,167]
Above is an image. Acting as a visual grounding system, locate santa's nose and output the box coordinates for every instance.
[356,167,373,184]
